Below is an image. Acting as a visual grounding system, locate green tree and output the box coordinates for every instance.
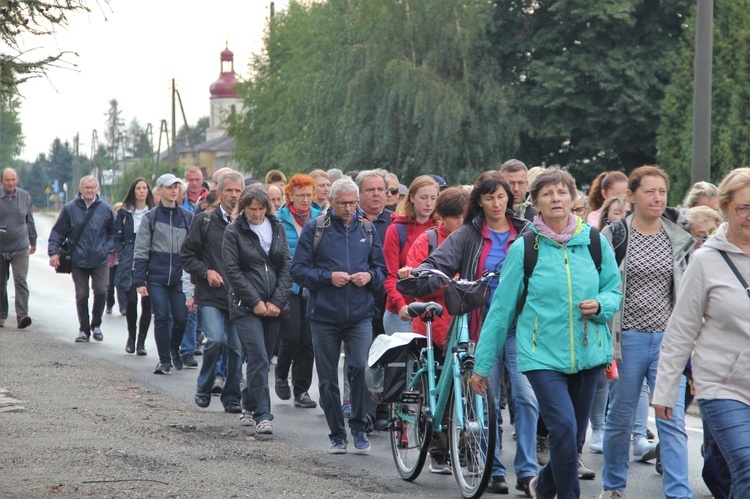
[126,118,153,159]
[19,155,50,207]
[657,0,750,200]
[230,0,522,184]
[1,1,108,100]
[104,98,125,159]
[0,96,23,166]
[177,116,210,146]
[46,138,74,186]
[489,0,692,186]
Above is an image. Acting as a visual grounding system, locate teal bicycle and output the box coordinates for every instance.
[389,268,497,498]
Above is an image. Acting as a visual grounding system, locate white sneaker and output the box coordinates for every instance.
[429,456,451,475]
[632,437,657,462]
[256,419,273,435]
[589,429,604,453]
[599,490,626,499]
[239,410,255,427]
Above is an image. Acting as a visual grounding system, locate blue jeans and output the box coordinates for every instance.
[590,369,608,431]
[311,318,371,441]
[383,309,410,336]
[699,399,750,498]
[235,314,276,423]
[196,306,242,408]
[180,309,198,357]
[490,331,538,479]
[602,330,692,499]
[148,281,188,365]
[526,366,601,499]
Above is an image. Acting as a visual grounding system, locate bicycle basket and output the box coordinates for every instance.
[443,278,491,316]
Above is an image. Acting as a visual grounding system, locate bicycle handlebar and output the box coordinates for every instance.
[410,267,497,286]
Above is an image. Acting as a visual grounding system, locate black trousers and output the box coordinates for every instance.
[275,293,314,398]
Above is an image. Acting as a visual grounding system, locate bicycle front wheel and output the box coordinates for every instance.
[449,358,497,499]
[389,349,431,481]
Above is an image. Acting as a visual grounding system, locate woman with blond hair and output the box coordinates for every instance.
[381,175,439,335]
[654,168,750,497]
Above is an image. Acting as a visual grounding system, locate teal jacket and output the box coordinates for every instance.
[277,203,322,294]
[474,219,622,377]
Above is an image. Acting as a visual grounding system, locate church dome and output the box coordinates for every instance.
[209,44,239,99]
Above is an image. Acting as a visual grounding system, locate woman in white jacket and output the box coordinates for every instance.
[653,168,750,498]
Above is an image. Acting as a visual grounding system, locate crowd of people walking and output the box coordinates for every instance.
[1,159,748,498]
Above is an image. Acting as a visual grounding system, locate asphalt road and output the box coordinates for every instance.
[7,212,713,498]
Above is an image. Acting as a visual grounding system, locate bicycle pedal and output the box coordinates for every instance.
[400,391,422,404]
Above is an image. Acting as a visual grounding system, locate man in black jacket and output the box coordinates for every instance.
[181,171,244,413]
[49,175,115,342]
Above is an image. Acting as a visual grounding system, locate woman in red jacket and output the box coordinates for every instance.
[404,187,469,349]
[382,175,439,335]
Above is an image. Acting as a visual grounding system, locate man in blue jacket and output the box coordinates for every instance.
[49,175,115,342]
[290,177,387,455]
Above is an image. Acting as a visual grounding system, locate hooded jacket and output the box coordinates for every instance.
[290,209,387,326]
[474,219,622,377]
[132,203,194,288]
[223,212,292,320]
[653,223,750,409]
[48,194,115,269]
[602,213,693,361]
[383,214,437,314]
[277,203,322,295]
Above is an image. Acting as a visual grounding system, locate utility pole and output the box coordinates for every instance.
[691,0,714,185]
[171,78,177,174]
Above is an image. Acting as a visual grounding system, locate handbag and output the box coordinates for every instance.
[443,277,492,316]
[56,203,100,274]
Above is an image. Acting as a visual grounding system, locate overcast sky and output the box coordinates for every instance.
[15,0,289,162]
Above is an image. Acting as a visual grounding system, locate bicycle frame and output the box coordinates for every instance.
[402,311,481,437]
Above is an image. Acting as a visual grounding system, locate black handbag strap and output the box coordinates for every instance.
[66,203,100,256]
[717,250,750,298]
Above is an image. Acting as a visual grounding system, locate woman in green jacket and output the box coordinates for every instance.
[471,168,622,499]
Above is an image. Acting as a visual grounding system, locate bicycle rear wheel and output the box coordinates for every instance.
[389,349,431,481]
[449,357,496,499]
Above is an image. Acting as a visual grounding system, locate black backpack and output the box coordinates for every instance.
[515,227,603,317]
[312,215,374,255]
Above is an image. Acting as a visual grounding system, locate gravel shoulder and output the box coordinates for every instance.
[0,329,424,498]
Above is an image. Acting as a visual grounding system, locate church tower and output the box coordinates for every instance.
[206,43,242,142]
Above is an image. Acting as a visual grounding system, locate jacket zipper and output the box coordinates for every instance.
[562,246,575,373]
[167,209,173,286]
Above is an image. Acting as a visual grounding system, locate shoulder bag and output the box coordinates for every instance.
[56,204,100,274]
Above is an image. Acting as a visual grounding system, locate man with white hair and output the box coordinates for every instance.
[49,175,115,342]
[290,177,387,455]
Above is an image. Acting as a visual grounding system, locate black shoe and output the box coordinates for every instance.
[516,476,534,498]
[171,350,184,370]
[105,307,113,314]
[275,376,291,400]
[293,392,317,408]
[75,330,90,343]
[154,362,171,375]
[136,344,147,356]
[194,392,211,408]
[18,316,32,329]
[224,401,242,414]
[125,336,136,354]
[183,353,198,368]
[487,476,509,494]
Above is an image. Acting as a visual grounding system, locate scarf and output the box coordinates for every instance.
[533,213,578,244]
[288,203,311,228]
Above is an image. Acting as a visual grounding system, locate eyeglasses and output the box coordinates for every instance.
[728,202,750,218]
[335,200,359,208]
[508,181,528,188]
[572,207,588,215]
[293,193,313,200]
[387,188,399,196]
